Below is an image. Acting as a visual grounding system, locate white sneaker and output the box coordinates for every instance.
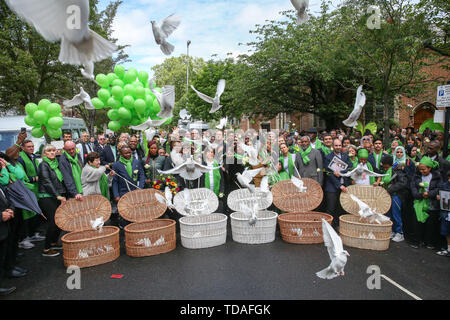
[390,232,396,239]
[392,233,404,242]
[28,233,45,242]
[18,239,35,249]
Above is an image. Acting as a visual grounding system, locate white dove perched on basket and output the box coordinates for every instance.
[339,163,386,181]
[349,194,391,224]
[316,219,350,280]
[158,157,219,181]
[151,14,181,56]
[5,0,117,80]
[342,85,366,128]
[191,79,226,114]
[236,167,263,193]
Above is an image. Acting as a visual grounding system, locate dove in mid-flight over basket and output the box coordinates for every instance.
[342,85,366,128]
[191,79,226,114]
[63,87,94,110]
[5,0,117,80]
[339,163,387,181]
[236,167,263,193]
[151,14,181,56]
[158,157,219,181]
[316,219,350,280]
[151,85,175,119]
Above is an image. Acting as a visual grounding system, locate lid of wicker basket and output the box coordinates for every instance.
[173,188,218,216]
[117,188,167,223]
[340,185,391,216]
[227,187,273,212]
[55,195,111,232]
[271,178,323,212]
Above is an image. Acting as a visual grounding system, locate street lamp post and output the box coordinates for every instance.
[186,40,191,110]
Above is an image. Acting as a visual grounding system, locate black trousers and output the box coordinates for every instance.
[2,210,24,271]
[409,209,446,248]
[325,191,343,227]
[38,197,62,250]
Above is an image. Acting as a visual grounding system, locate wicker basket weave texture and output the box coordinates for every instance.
[227,188,273,212]
[117,188,167,223]
[278,212,333,244]
[271,178,323,212]
[179,214,228,249]
[230,210,278,244]
[340,185,391,216]
[124,220,176,257]
[339,214,392,251]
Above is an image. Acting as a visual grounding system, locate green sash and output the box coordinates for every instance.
[42,157,63,182]
[64,151,83,194]
[19,151,37,178]
[90,165,110,200]
[205,160,221,196]
[299,146,312,165]
[320,145,332,157]
[366,162,376,185]
[350,157,359,169]
[119,156,133,178]
[279,153,295,178]
[381,167,392,186]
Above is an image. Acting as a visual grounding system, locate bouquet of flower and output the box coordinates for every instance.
[152,174,180,195]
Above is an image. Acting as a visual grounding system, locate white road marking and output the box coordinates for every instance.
[381,274,423,300]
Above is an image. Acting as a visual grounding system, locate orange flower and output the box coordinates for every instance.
[154,185,160,189]
[170,182,176,186]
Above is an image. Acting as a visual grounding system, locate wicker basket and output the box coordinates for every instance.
[227,188,273,212]
[340,185,391,216]
[339,214,392,251]
[230,210,278,244]
[55,195,120,268]
[278,212,333,244]
[179,213,228,249]
[271,178,323,212]
[117,189,176,257]
[124,220,176,257]
[173,188,218,216]
[117,188,167,222]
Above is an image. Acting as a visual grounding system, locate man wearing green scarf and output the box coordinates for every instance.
[318,134,333,159]
[294,136,323,185]
[58,141,83,201]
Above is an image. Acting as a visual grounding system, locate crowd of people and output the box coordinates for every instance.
[0,124,449,296]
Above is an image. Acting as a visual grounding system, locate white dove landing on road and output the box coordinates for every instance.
[290,0,309,25]
[316,219,350,280]
[151,14,181,56]
[342,85,366,128]
[191,79,226,114]
[6,0,117,80]
[63,87,94,110]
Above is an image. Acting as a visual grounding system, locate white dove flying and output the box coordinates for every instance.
[130,118,169,131]
[260,176,270,194]
[349,194,374,219]
[151,85,175,119]
[290,0,309,25]
[179,109,191,120]
[316,219,350,280]
[80,61,95,81]
[158,157,219,181]
[5,0,117,80]
[239,143,260,166]
[191,79,226,113]
[342,85,366,128]
[144,128,156,142]
[63,87,94,109]
[340,163,386,181]
[151,14,181,55]
[216,117,228,130]
[291,175,307,193]
[236,167,263,193]
[241,202,259,226]
[90,217,104,232]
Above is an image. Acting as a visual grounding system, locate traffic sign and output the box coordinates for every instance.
[437,85,450,107]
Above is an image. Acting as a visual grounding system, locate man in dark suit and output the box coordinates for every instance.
[99,135,117,166]
[76,131,94,165]
[368,138,386,173]
[128,135,145,162]
[0,186,19,295]
[58,141,83,201]
[324,138,352,228]
[294,135,323,185]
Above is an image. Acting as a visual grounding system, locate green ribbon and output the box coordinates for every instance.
[279,153,295,178]
[19,151,38,178]
[42,156,63,182]
[381,167,392,186]
[119,156,134,179]
[419,156,438,169]
[205,160,221,196]
[299,146,312,165]
[63,151,83,194]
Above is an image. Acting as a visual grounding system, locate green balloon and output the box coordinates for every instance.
[31,127,44,138]
[138,71,149,84]
[145,95,154,107]
[124,84,136,97]
[118,107,131,120]
[119,118,130,126]
[107,109,120,121]
[98,89,111,102]
[107,97,121,109]
[33,110,47,125]
[134,99,146,114]
[122,95,135,108]
[47,116,64,129]
[111,86,124,100]
[24,115,37,127]
[114,65,125,79]
[108,121,121,132]
[46,127,62,139]
[112,79,125,88]
[135,87,146,99]
[124,69,138,84]
[47,103,61,116]
[38,99,51,108]
[107,73,119,84]
[96,74,109,88]
[151,99,161,114]
[92,98,104,109]
[144,88,152,96]
[25,103,38,116]
[133,81,144,88]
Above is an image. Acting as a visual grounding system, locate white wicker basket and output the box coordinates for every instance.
[173,188,218,216]
[230,210,278,244]
[179,213,228,249]
[227,188,273,212]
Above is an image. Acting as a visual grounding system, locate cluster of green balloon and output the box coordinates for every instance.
[24,99,64,139]
[93,65,172,132]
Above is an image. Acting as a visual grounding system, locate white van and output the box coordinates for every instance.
[0,116,87,154]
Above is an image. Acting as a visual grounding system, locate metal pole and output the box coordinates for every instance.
[186,40,191,110]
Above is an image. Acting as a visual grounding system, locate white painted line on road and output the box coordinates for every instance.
[381,274,423,300]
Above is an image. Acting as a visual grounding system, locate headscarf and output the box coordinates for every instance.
[357,148,369,158]
[419,156,439,169]
[393,146,406,165]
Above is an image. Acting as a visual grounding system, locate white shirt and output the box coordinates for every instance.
[421,174,432,192]
[355,163,371,185]
[206,160,215,191]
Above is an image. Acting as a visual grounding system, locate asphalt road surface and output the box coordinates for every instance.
[1,221,449,301]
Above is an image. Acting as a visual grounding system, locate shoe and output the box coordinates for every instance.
[392,233,404,242]
[42,249,60,257]
[0,287,16,296]
[13,266,28,273]
[436,249,449,256]
[50,243,63,250]
[390,232,396,239]
[410,243,419,249]
[426,245,435,250]
[28,233,45,242]
[6,269,27,278]
[18,239,35,249]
